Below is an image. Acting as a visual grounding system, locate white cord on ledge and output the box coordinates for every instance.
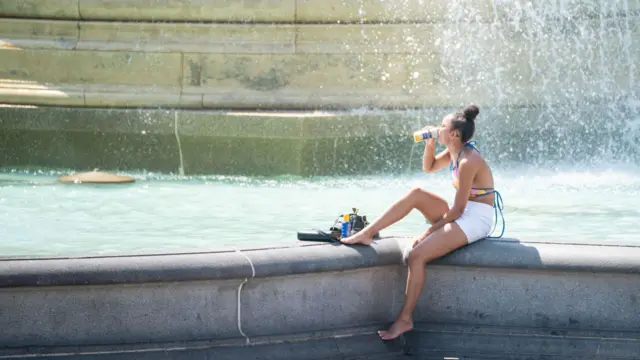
[236,250,256,345]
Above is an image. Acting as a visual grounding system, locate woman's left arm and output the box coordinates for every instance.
[414,158,478,242]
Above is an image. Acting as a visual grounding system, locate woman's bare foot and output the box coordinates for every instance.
[377,318,413,340]
[340,231,374,245]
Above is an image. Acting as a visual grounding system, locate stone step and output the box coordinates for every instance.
[0,326,409,360]
[4,324,638,360]
[4,0,639,23]
[402,323,640,360]
[0,13,638,109]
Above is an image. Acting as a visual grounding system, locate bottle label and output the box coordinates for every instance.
[413,129,435,142]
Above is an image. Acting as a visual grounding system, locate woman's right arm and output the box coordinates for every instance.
[422,139,450,173]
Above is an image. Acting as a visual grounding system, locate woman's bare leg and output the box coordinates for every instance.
[378,221,469,340]
[340,187,449,245]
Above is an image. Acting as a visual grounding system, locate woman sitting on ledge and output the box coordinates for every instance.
[341,104,504,340]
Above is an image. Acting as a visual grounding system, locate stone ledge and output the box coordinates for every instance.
[1,237,640,352]
[2,238,640,288]
[434,238,640,274]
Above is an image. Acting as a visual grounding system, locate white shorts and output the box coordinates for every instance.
[454,201,495,243]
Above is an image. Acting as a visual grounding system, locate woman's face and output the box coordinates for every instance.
[438,115,458,146]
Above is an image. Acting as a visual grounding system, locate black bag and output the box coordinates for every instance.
[297,208,379,243]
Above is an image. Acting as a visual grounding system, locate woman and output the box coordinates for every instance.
[340,104,504,340]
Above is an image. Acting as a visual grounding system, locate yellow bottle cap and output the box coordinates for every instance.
[343,214,350,221]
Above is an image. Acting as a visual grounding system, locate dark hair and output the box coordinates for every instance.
[450,104,479,143]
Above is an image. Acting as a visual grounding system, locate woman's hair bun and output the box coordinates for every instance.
[463,104,479,122]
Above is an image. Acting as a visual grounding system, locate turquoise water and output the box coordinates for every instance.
[1,164,639,257]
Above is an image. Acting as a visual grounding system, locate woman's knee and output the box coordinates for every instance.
[407,247,429,266]
[407,186,430,200]
[407,186,446,203]
[407,187,448,219]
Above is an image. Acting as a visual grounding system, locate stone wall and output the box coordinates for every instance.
[1,238,639,358]
[1,1,638,109]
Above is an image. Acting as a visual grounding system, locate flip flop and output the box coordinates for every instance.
[297,229,340,243]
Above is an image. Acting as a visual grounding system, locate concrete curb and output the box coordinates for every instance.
[3,238,640,287]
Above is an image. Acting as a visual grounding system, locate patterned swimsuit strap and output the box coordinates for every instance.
[451,141,480,173]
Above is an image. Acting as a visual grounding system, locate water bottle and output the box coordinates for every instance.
[413,127,438,142]
[341,214,351,238]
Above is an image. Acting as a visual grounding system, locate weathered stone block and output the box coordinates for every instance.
[0,279,243,346]
[76,51,182,86]
[0,48,183,106]
[416,265,640,332]
[189,53,408,90]
[77,22,295,53]
[78,0,296,22]
[0,49,182,86]
[0,49,79,84]
[183,53,413,109]
[0,19,78,50]
[241,266,403,337]
[0,0,79,19]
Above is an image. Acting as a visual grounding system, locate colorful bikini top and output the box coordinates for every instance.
[450,141,495,198]
[449,141,506,238]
